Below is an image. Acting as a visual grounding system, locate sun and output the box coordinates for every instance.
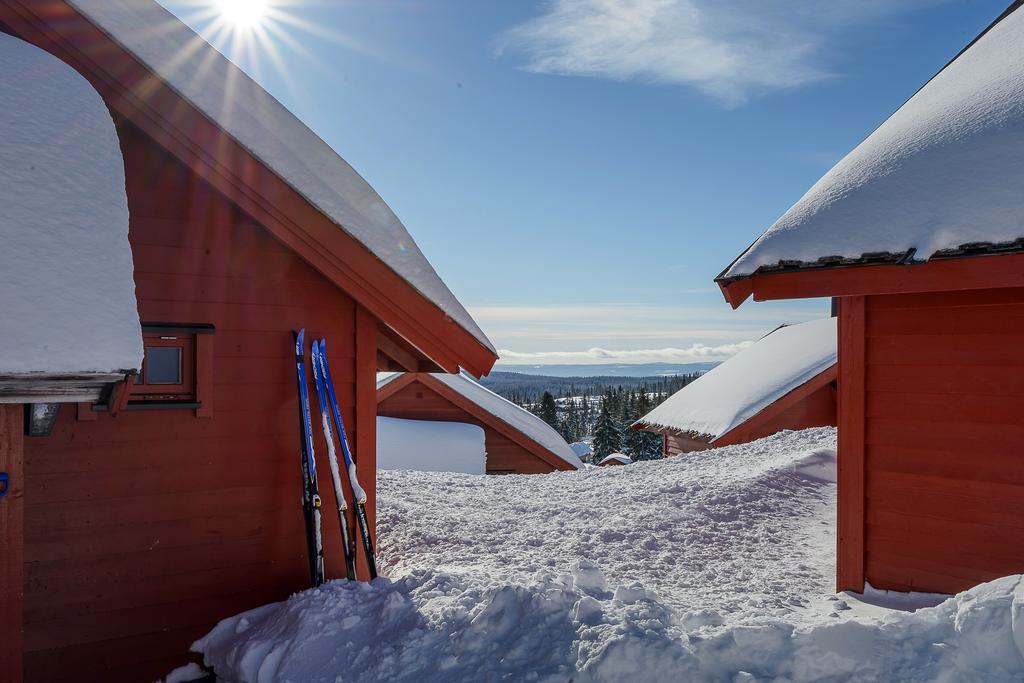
[216,0,269,29]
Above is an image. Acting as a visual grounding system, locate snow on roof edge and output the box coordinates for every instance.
[720,3,1024,281]
[378,372,583,469]
[66,0,494,357]
[634,319,837,441]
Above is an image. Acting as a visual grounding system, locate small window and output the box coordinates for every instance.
[127,323,215,410]
[132,332,196,402]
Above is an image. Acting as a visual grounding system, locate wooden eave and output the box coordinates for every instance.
[0,1,496,378]
[717,252,1024,308]
[0,372,128,404]
[378,374,578,471]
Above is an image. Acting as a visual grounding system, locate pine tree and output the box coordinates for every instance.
[592,398,621,458]
[537,391,559,430]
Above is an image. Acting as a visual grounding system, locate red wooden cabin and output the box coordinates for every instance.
[377,373,582,474]
[0,2,497,681]
[717,2,1024,596]
[635,319,837,456]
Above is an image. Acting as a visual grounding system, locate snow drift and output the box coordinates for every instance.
[377,416,487,475]
[0,33,141,374]
[189,428,1024,681]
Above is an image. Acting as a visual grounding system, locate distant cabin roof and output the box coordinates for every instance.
[68,0,494,357]
[0,33,141,376]
[599,454,632,466]
[634,318,836,441]
[720,3,1024,282]
[570,442,593,458]
[378,372,583,469]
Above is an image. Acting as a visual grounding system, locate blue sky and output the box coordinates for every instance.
[160,0,1006,364]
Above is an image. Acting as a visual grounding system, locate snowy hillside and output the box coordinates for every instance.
[190,429,1024,681]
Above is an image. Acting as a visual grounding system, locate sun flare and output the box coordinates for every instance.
[216,0,269,29]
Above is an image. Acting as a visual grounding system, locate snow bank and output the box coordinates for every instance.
[377,416,486,475]
[69,0,492,354]
[191,427,1024,680]
[723,5,1024,278]
[635,318,836,441]
[0,34,141,374]
[379,373,583,469]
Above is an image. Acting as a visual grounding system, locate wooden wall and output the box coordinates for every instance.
[21,121,378,682]
[1,404,24,683]
[840,288,1024,595]
[378,380,557,474]
[662,431,711,456]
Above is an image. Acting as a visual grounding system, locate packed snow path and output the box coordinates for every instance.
[193,428,1024,681]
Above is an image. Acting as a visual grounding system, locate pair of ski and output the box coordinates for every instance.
[293,329,377,587]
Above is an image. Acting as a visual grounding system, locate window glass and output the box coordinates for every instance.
[146,347,182,384]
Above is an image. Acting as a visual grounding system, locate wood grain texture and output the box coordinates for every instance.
[861,288,1024,594]
[1,404,25,683]
[19,121,367,682]
[837,296,866,592]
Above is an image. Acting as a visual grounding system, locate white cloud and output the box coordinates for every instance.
[496,342,754,365]
[497,0,941,105]
[468,301,828,358]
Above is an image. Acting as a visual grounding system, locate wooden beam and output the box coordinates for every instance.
[836,297,867,592]
[194,334,214,418]
[0,404,25,682]
[718,252,1024,307]
[376,330,419,373]
[354,306,378,581]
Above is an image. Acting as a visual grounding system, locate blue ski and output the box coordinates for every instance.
[292,329,324,587]
[311,339,357,581]
[317,338,378,579]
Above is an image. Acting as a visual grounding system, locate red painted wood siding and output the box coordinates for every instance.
[663,432,711,456]
[861,288,1024,594]
[378,380,558,474]
[1,404,24,683]
[21,121,377,682]
[727,383,836,443]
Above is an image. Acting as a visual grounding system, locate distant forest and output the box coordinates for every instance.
[480,372,698,405]
[480,371,704,463]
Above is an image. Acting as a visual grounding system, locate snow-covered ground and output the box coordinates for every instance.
[189,428,1024,681]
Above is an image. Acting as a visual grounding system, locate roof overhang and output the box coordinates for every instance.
[0,372,128,404]
[716,251,1024,309]
[0,1,497,378]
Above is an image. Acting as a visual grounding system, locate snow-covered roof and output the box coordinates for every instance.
[721,4,1024,280]
[0,33,141,376]
[635,318,836,441]
[378,373,583,469]
[67,0,493,355]
[570,442,593,458]
[598,453,632,466]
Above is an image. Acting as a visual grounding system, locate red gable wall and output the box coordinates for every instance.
[22,120,379,682]
[838,288,1024,595]
[378,379,567,474]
